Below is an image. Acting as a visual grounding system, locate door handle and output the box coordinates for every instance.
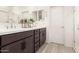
[61,26,64,28]
[77,27,79,30]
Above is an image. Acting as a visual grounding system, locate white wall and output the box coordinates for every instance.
[63,6,74,47]
[74,7,79,52]
[44,7,50,43]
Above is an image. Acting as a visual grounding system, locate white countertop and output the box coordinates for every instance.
[0,26,46,36]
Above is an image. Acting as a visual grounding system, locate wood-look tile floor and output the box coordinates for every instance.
[37,42,75,53]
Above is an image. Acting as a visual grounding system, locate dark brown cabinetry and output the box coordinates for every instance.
[1,30,33,47]
[34,28,46,52]
[23,36,34,53]
[40,28,46,47]
[1,40,24,53]
[1,35,34,53]
[34,29,40,43]
[0,30,34,53]
[34,29,40,52]
[0,28,46,53]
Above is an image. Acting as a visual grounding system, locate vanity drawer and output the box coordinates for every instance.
[1,39,23,53]
[1,30,34,47]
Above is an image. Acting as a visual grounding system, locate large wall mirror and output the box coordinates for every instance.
[0,6,47,28]
[0,6,46,23]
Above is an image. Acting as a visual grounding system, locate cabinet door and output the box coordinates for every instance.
[34,29,40,43]
[34,29,40,52]
[24,36,34,53]
[1,36,34,53]
[1,40,25,53]
[1,30,33,47]
[40,28,46,47]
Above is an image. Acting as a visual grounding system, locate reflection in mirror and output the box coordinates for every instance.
[32,11,37,21]
[38,10,43,20]
[32,10,44,21]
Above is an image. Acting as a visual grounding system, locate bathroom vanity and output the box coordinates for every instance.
[0,27,46,53]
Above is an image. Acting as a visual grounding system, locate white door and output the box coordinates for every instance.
[49,7,64,44]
